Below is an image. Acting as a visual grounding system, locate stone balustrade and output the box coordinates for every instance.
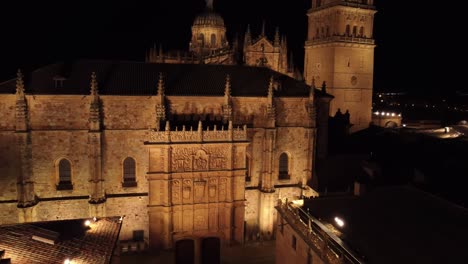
[147,121,248,143]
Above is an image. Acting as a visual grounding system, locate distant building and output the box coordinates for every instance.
[146,2,296,78]
[0,217,122,264]
[276,186,468,264]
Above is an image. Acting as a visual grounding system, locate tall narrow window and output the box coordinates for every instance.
[57,159,73,190]
[345,25,350,36]
[245,156,252,182]
[123,157,137,187]
[211,34,216,47]
[352,26,357,37]
[316,28,319,38]
[316,0,322,7]
[326,26,330,37]
[359,26,365,37]
[291,235,297,251]
[279,153,290,180]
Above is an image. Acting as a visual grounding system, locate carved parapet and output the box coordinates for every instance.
[146,121,248,143]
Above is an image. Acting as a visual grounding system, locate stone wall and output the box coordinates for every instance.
[0,132,19,201]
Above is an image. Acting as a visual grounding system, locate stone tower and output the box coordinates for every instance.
[304,0,376,132]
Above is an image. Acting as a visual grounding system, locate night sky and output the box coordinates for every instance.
[0,1,447,95]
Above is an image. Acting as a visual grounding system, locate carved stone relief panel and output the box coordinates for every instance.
[171,146,230,172]
[194,209,208,231]
[219,178,228,201]
[183,179,192,201]
[172,180,181,204]
[194,180,206,203]
[194,150,209,171]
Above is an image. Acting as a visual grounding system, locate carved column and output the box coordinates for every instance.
[88,72,105,205]
[15,70,37,210]
[260,76,277,192]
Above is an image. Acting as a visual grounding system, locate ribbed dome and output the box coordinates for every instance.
[193,11,225,27]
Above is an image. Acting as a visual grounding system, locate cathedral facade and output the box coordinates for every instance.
[0,61,324,251]
[0,0,374,259]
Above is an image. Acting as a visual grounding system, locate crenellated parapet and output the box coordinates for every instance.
[146,120,247,144]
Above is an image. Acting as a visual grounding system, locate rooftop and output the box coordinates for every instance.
[303,186,468,263]
[0,217,122,264]
[0,60,313,98]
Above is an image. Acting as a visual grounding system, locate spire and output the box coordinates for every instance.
[156,72,166,123]
[274,27,280,46]
[244,24,252,47]
[206,0,214,10]
[157,72,165,96]
[90,72,98,96]
[15,69,29,132]
[261,20,266,37]
[224,74,231,98]
[223,74,232,123]
[266,76,276,122]
[16,69,25,98]
[89,72,101,131]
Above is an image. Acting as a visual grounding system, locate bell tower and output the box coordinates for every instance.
[304,0,376,132]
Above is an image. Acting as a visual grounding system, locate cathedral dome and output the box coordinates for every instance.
[193,11,225,27]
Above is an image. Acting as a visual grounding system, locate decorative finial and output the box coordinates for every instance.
[224,74,231,97]
[206,0,214,10]
[157,72,165,96]
[90,72,98,95]
[274,27,280,46]
[244,24,252,47]
[16,69,25,96]
[321,81,327,93]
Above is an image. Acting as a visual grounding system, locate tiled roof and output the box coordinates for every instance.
[0,60,313,97]
[0,217,122,264]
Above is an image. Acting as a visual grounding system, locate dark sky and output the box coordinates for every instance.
[0,1,446,94]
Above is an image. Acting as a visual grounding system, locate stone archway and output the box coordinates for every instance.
[175,239,195,264]
[385,121,398,128]
[201,237,221,264]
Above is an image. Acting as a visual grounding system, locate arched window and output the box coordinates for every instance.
[345,25,350,36]
[57,159,73,190]
[123,157,137,187]
[352,26,357,37]
[245,155,252,182]
[359,26,365,37]
[211,34,216,47]
[279,153,290,180]
[198,33,205,46]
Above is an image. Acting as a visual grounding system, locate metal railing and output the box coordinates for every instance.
[277,199,365,264]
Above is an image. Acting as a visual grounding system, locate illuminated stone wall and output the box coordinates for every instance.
[0,90,317,248]
[304,2,376,132]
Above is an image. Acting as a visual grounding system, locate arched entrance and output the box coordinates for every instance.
[201,237,221,264]
[175,239,195,264]
[385,121,398,128]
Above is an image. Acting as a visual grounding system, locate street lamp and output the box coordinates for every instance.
[334,217,345,227]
